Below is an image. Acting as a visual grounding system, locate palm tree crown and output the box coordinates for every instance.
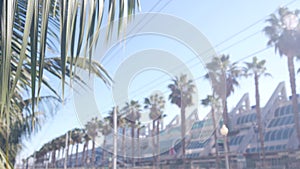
[168,74,195,108]
[263,7,300,57]
[264,7,300,148]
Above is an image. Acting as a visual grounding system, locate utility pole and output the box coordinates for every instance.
[113,107,118,169]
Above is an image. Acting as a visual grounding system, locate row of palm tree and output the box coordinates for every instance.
[29,119,106,168]
[28,83,194,168]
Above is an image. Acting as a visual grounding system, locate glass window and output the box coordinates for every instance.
[238,136,244,144]
[268,119,276,128]
[245,115,250,123]
[265,131,271,141]
[235,136,241,145]
[229,138,234,145]
[251,114,256,122]
[280,106,286,116]
[273,118,281,127]
[274,108,280,117]
[237,117,241,125]
[270,130,277,141]
[240,116,245,124]
[277,129,283,140]
[276,145,281,150]
[286,116,293,125]
[286,105,292,115]
[289,128,294,137]
[282,128,289,139]
[278,116,287,126]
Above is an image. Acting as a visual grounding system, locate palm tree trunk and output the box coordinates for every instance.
[92,140,95,166]
[102,138,106,166]
[156,120,160,168]
[65,141,69,169]
[287,56,300,147]
[137,127,140,165]
[254,73,265,167]
[75,144,79,167]
[70,144,74,167]
[51,150,56,167]
[85,140,89,165]
[223,99,231,153]
[181,106,186,159]
[131,124,135,167]
[152,120,156,167]
[223,99,229,128]
[211,107,220,169]
[81,143,86,165]
[122,128,126,161]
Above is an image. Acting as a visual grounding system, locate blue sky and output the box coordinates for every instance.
[18,0,300,162]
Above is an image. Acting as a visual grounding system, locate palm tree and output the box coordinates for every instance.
[144,93,165,166]
[168,74,195,158]
[101,121,112,166]
[205,55,241,128]
[69,128,84,167]
[58,134,66,165]
[105,107,128,161]
[0,0,141,166]
[243,57,271,167]
[71,128,85,167]
[85,117,102,166]
[136,122,145,164]
[123,100,141,166]
[64,131,72,169]
[82,132,91,166]
[263,7,300,146]
[201,95,221,169]
[120,117,128,161]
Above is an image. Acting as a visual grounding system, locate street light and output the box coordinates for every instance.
[220,124,230,169]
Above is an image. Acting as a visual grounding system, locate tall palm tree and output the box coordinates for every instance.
[136,122,145,163]
[264,7,300,146]
[105,107,127,161]
[85,117,102,166]
[69,128,83,167]
[120,117,128,161]
[201,95,221,169]
[168,74,195,158]
[243,57,271,167]
[205,55,241,128]
[82,132,91,166]
[71,128,85,167]
[101,121,112,166]
[144,93,165,166]
[0,0,141,166]
[123,100,141,166]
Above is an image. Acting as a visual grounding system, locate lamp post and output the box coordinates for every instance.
[220,124,230,169]
[109,157,112,168]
